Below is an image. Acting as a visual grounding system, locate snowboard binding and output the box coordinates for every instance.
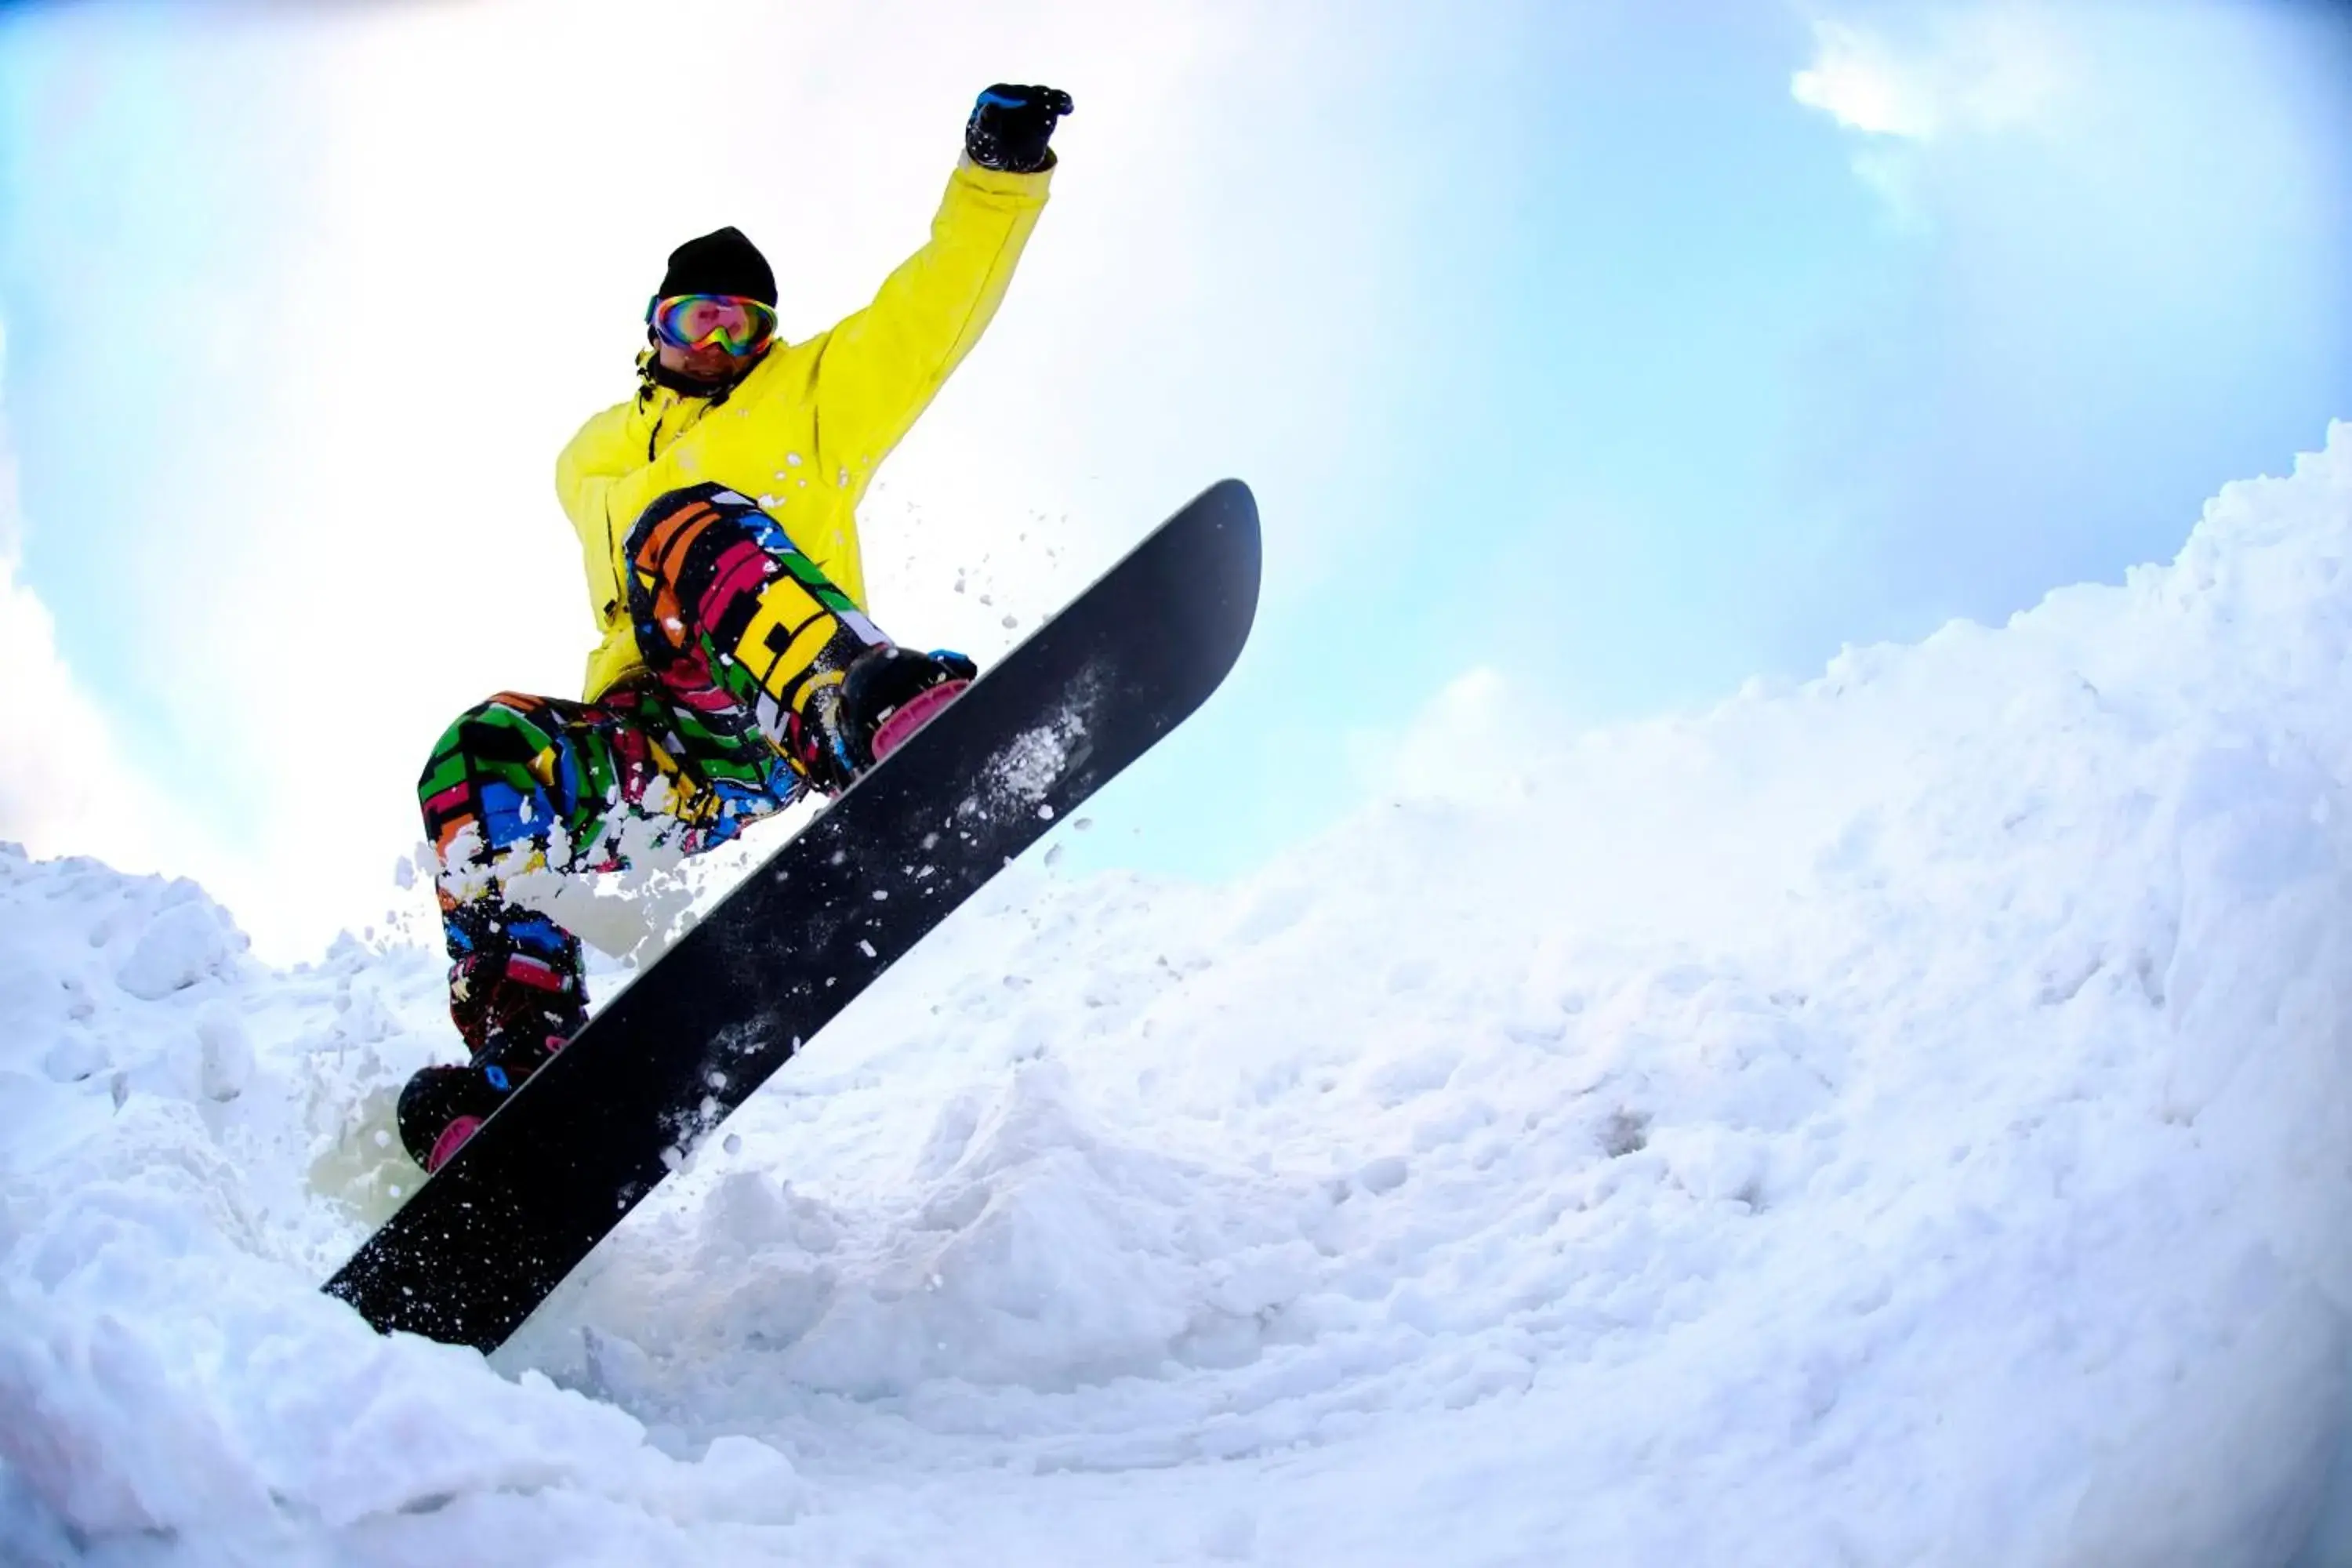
[789,645,976,793]
[397,1017,579,1173]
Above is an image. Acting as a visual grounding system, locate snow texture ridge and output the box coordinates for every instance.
[5,423,2352,1565]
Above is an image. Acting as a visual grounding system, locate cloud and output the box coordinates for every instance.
[0,567,178,867]
[0,323,203,884]
[1791,5,2067,143]
[1791,20,1942,138]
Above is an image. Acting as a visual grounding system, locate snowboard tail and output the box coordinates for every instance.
[325,480,1261,1352]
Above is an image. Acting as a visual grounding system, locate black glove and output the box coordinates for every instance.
[965,84,1073,173]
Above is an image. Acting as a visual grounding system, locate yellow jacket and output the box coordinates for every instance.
[556,157,1053,699]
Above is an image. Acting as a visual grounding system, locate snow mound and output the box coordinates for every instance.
[5,424,2352,1566]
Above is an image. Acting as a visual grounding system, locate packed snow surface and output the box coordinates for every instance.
[7,426,2352,1566]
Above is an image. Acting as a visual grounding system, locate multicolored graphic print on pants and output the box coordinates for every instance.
[416,484,889,1056]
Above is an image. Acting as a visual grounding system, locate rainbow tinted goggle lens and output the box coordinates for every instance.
[645,293,779,355]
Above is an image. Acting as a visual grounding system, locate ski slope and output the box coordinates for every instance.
[5,425,2352,1566]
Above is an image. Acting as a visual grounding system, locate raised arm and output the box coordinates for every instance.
[811,86,1069,481]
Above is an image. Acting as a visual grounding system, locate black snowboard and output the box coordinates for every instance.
[325,479,1261,1352]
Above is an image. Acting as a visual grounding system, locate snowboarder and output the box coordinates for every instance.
[397,85,1073,1174]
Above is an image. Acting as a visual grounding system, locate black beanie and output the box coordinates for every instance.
[657,227,777,305]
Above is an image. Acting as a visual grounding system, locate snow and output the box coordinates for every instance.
[5,425,2352,1565]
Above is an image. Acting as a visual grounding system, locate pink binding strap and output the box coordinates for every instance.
[427,1116,484,1174]
[871,680,969,764]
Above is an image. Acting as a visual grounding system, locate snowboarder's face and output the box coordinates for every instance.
[655,337,761,385]
[646,292,776,387]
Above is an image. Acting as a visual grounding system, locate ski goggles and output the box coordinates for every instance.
[645,293,779,356]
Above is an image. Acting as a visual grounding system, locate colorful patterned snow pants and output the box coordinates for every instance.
[416,484,889,1055]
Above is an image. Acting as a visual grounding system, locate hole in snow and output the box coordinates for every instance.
[1601,1109,1651,1159]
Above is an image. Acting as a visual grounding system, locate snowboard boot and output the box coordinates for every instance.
[397,1010,584,1173]
[787,645,976,793]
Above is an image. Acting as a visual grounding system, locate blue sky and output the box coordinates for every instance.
[1,0,2347,955]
